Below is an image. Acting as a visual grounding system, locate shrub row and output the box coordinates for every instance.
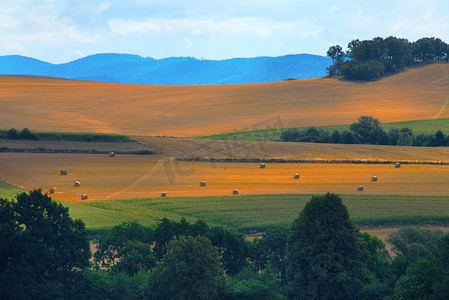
[0,128,134,143]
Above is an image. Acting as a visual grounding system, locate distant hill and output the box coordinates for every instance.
[0,53,331,85]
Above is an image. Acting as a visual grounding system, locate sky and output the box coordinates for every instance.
[1,0,449,64]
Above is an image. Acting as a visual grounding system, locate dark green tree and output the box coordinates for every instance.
[286,193,369,299]
[340,59,385,80]
[440,232,449,270]
[393,259,446,300]
[19,127,38,140]
[346,39,361,57]
[149,235,226,299]
[350,40,382,61]
[0,190,91,299]
[151,218,249,275]
[326,45,345,75]
[433,129,445,147]
[111,240,156,276]
[329,130,340,143]
[396,127,414,146]
[6,128,19,139]
[386,227,444,263]
[339,130,356,144]
[376,130,390,145]
[350,116,384,144]
[94,221,154,272]
[152,217,209,260]
[280,128,300,142]
[251,226,289,277]
[358,232,395,299]
[383,36,411,69]
[207,226,251,276]
[152,217,178,260]
[413,37,436,62]
[414,133,433,146]
[225,267,285,299]
[388,128,400,145]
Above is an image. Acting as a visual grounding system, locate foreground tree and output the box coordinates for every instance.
[94,221,155,275]
[251,226,289,277]
[393,259,447,300]
[287,193,368,299]
[0,190,91,299]
[149,235,226,299]
[386,227,444,262]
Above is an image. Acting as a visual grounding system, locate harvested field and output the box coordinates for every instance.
[0,139,155,154]
[1,64,449,137]
[136,136,449,163]
[2,153,449,203]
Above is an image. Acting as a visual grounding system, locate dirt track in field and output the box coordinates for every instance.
[1,152,449,203]
[1,64,449,137]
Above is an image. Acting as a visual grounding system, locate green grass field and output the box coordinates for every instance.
[2,183,449,231]
[199,118,449,141]
[0,181,23,199]
[60,193,449,232]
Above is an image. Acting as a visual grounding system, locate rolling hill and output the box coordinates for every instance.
[0,53,331,85]
[0,63,448,137]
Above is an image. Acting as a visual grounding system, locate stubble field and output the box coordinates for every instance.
[1,64,449,137]
[1,153,449,204]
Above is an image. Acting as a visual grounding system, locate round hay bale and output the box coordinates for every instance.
[109,151,115,157]
[294,174,300,179]
[81,194,88,200]
[260,163,265,169]
[395,162,401,168]
[200,181,206,187]
[233,189,239,195]
[60,170,68,175]
[49,188,55,194]
[371,176,378,182]
[161,192,166,197]
[74,181,80,187]
[357,186,364,191]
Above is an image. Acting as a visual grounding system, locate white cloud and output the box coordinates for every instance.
[108,17,322,39]
[2,12,101,46]
[183,37,192,48]
[108,19,161,35]
[2,0,449,63]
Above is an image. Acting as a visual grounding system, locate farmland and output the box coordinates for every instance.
[32,193,449,231]
[1,63,449,234]
[0,139,156,154]
[1,64,449,137]
[1,153,449,204]
[200,117,449,141]
[137,136,449,162]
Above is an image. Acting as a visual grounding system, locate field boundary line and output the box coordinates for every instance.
[179,157,449,165]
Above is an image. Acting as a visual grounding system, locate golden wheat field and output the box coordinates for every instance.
[1,152,449,203]
[137,136,449,162]
[1,64,449,137]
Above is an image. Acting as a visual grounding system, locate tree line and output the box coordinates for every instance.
[0,127,133,143]
[327,36,449,80]
[2,190,449,299]
[280,116,449,147]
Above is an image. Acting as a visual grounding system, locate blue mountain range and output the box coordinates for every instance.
[0,53,331,85]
